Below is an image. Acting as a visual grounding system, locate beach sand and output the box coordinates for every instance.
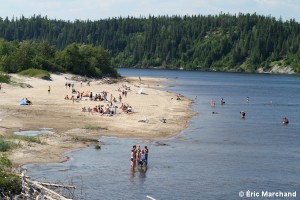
[0,73,194,167]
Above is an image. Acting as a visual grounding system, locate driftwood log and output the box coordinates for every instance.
[21,171,75,200]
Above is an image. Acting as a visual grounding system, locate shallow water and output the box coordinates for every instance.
[14,128,53,136]
[25,69,300,200]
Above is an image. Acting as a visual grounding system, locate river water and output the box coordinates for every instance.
[25,69,300,200]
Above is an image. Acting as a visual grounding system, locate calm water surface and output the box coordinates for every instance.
[26,69,300,200]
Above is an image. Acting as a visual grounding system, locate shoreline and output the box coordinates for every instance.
[0,73,195,168]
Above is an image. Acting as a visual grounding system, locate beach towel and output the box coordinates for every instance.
[19,98,26,105]
[82,90,90,97]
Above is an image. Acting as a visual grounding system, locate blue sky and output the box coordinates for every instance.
[1,0,300,22]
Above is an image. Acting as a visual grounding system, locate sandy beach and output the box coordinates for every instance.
[0,73,194,167]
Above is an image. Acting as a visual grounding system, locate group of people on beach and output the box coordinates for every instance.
[131,145,149,169]
[81,101,133,116]
[64,79,133,116]
[63,80,135,116]
[65,90,112,102]
[82,103,119,115]
[65,82,76,89]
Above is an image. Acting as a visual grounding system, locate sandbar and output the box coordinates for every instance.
[0,73,194,167]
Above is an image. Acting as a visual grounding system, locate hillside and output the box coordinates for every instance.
[1,13,300,73]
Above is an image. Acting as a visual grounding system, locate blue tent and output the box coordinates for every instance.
[19,98,26,105]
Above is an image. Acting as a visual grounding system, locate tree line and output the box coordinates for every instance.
[0,13,300,73]
[0,39,119,77]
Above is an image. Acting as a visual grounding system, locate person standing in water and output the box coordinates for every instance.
[136,145,141,165]
[144,146,149,165]
[140,150,146,166]
[211,99,216,108]
[130,150,135,169]
[220,98,225,105]
[130,145,136,169]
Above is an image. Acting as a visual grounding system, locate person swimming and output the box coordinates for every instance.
[240,111,246,118]
[282,117,289,125]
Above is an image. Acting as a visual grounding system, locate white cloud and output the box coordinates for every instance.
[254,0,300,21]
[255,0,298,8]
[255,0,282,5]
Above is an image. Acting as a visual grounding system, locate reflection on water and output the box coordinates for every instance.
[130,166,148,185]
[26,70,300,200]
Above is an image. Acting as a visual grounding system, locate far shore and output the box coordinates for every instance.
[0,73,195,168]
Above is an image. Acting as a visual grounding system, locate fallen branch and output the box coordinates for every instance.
[21,172,75,200]
[39,182,76,189]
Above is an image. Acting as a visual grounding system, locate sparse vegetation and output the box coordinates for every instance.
[68,134,99,143]
[0,137,18,152]
[0,135,45,197]
[8,135,44,144]
[18,68,51,79]
[0,135,44,153]
[83,124,108,130]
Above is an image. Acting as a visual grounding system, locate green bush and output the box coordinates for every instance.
[0,155,22,197]
[0,171,22,196]
[0,138,18,152]
[0,73,10,83]
[0,155,12,169]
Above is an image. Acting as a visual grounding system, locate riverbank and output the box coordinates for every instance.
[0,73,194,167]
